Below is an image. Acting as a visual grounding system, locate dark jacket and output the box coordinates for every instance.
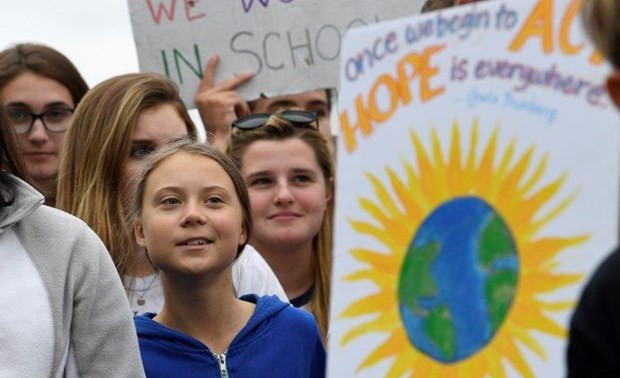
[567,248,620,377]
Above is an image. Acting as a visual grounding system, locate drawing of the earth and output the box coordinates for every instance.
[398,196,519,362]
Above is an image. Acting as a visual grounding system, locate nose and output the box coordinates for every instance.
[274,180,294,205]
[181,202,207,226]
[27,119,50,145]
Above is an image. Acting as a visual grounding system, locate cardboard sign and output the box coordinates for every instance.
[329,0,620,376]
[128,0,425,105]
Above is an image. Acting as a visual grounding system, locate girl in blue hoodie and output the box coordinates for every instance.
[132,139,326,378]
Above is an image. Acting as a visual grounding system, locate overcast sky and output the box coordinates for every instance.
[1,0,139,87]
[0,0,214,136]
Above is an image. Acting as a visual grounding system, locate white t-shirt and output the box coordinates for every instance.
[125,244,287,314]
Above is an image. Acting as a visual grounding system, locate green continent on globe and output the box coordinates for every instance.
[479,214,514,270]
[424,304,456,361]
[485,269,518,332]
[399,241,440,315]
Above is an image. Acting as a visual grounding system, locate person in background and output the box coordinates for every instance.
[228,110,334,341]
[421,0,454,12]
[567,1,620,376]
[195,54,334,153]
[133,139,326,378]
[0,43,88,205]
[57,73,286,314]
[0,102,144,377]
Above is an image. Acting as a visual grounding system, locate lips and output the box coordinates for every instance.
[177,237,213,246]
[267,211,302,220]
[24,152,55,160]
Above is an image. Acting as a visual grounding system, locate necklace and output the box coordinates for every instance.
[134,272,160,306]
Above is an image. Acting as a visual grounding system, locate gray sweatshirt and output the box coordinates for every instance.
[0,174,145,378]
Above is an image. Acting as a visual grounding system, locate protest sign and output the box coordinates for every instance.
[128,0,425,105]
[329,0,620,376]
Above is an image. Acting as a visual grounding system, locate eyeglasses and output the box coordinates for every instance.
[7,106,74,134]
[232,110,318,130]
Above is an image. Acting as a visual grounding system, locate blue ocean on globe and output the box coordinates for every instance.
[398,196,519,363]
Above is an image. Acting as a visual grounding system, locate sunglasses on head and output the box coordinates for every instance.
[232,109,318,130]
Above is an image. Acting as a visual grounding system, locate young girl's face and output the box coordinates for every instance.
[241,137,330,250]
[135,152,247,277]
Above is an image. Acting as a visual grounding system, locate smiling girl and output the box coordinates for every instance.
[132,139,326,378]
[228,110,335,340]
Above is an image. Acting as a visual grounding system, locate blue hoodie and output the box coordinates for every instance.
[134,295,326,378]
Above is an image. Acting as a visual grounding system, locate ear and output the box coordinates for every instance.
[134,220,147,248]
[325,176,335,204]
[606,71,620,110]
[238,224,248,247]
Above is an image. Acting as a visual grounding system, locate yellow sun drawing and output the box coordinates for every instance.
[340,120,588,378]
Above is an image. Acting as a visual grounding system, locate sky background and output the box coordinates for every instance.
[1,0,139,87]
[0,0,345,137]
[0,0,213,136]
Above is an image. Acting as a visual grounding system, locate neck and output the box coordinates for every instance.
[251,239,314,300]
[33,176,57,206]
[134,243,156,277]
[155,269,254,354]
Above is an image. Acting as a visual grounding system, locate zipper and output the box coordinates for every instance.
[213,351,228,377]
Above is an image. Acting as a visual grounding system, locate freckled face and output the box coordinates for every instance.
[134,152,247,277]
[241,138,330,252]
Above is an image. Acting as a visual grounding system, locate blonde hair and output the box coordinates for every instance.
[57,73,197,278]
[227,115,334,340]
[581,0,620,69]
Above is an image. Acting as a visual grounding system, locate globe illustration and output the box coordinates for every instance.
[398,196,519,363]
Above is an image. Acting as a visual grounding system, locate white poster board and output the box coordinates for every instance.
[128,0,425,105]
[329,0,620,376]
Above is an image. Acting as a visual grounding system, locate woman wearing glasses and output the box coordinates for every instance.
[57,73,286,314]
[228,110,334,341]
[0,43,88,205]
[0,103,145,376]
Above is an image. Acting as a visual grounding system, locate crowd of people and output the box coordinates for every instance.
[0,0,618,376]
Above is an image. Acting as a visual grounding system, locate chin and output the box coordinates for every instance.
[29,171,58,186]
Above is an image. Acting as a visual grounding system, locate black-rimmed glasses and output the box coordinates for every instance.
[232,110,318,130]
[7,106,74,134]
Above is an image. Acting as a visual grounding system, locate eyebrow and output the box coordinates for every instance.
[245,167,318,178]
[266,99,328,111]
[151,184,230,195]
[244,170,271,179]
[266,100,296,110]
[7,101,74,109]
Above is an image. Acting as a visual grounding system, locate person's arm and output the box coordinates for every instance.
[67,226,145,377]
[195,54,253,151]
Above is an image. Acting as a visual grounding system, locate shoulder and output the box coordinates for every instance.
[20,205,101,246]
[16,205,113,288]
[581,248,620,294]
[134,313,160,337]
[234,244,268,267]
[258,296,320,336]
[233,246,288,301]
[571,247,620,330]
[568,248,620,375]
